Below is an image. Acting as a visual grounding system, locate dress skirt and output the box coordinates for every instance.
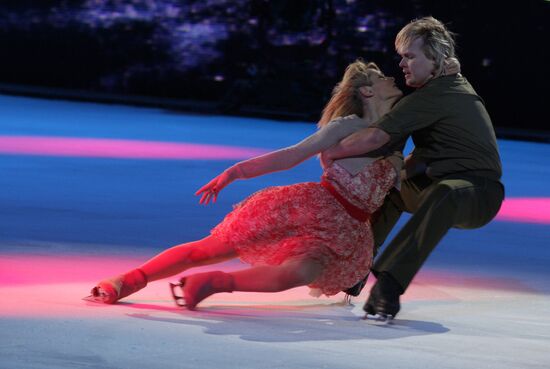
[211,160,396,296]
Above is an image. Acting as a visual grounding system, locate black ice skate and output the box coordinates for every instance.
[362,272,402,324]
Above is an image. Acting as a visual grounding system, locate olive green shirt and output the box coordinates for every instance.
[372,75,502,181]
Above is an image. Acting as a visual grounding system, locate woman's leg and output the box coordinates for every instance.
[91,235,236,303]
[230,258,324,292]
[139,235,237,282]
[182,258,324,310]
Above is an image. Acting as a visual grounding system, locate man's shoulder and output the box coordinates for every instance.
[423,74,479,96]
[389,76,475,116]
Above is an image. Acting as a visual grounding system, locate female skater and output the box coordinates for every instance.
[89,60,404,310]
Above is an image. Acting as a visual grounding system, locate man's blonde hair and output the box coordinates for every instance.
[395,16,457,77]
[318,60,380,127]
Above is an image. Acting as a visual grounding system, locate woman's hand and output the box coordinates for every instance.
[195,170,233,205]
[444,57,461,75]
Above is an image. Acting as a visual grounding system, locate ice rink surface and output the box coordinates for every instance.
[1,95,549,369]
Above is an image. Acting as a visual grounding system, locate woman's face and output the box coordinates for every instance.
[368,70,403,100]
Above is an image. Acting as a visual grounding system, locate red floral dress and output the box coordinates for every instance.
[211,159,397,296]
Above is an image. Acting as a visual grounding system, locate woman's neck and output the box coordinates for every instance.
[362,98,396,124]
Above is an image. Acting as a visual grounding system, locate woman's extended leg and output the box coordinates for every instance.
[182,257,324,310]
[139,236,237,282]
[90,235,236,303]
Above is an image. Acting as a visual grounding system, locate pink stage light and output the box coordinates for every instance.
[0,254,536,318]
[0,135,268,159]
[495,197,550,224]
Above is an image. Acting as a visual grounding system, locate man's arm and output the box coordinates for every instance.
[322,127,390,165]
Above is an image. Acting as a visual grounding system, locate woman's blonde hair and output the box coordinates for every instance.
[318,60,380,128]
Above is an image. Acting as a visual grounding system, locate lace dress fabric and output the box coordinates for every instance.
[211,159,397,296]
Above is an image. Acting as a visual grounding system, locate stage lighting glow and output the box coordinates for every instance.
[0,135,268,160]
[495,197,550,224]
[0,253,537,318]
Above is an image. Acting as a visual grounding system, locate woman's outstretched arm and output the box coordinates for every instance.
[196,117,366,204]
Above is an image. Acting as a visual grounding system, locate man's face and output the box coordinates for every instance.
[397,37,436,88]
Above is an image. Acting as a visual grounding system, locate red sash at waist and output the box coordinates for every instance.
[320,179,370,222]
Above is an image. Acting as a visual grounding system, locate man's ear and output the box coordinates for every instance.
[359,86,373,98]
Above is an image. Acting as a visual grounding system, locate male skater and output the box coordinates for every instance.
[324,16,504,321]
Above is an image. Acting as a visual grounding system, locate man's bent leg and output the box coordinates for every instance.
[373,176,504,291]
[343,188,406,297]
[372,188,406,256]
[366,176,503,317]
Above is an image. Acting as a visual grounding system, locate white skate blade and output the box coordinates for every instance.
[82,287,111,303]
[82,294,105,303]
[362,313,394,325]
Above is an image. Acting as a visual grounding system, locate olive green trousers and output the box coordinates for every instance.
[371,174,505,292]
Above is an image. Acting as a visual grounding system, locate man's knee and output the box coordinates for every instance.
[423,181,460,206]
[413,182,466,226]
[424,180,491,229]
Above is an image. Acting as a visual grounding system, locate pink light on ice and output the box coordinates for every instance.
[0,135,268,160]
[0,253,536,318]
[495,197,550,224]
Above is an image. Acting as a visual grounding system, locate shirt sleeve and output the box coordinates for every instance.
[229,117,367,179]
[371,93,441,142]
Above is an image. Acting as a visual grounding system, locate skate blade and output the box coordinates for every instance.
[169,280,188,308]
[362,313,394,325]
[82,294,105,303]
[82,289,111,303]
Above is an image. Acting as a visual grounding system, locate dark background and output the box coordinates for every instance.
[0,0,548,138]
